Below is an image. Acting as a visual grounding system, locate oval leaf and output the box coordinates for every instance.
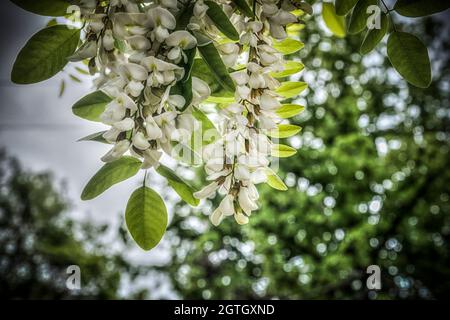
[348,0,378,35]
[232,0,254,17]
[322,3,346,38]
[394,0,450,17]
[387,31,432,88]
[156,165,199,206]
[72,90,112,122]
[197,43,236,92]
[77,131,109,144]
[271,144,297,158]
[335,0,359,16]
[273,38,305,55]
[268,124,302,139]
[276,81,308,99]
[125,186,168,251]
[360,13,389,55]
[81,156,142,200]
[12,25,80,84]
[205,1,240,41]
[11,0,70,16]
[271,61,304,78]
[266,170,288,191]
[276,104,305,118]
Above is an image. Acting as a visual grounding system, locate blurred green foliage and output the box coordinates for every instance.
[0,150,144,299]
[156,15,450,299]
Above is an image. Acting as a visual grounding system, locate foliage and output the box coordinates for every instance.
[153,14,450,300]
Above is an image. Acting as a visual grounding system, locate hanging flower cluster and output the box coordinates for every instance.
[11,0,309,250]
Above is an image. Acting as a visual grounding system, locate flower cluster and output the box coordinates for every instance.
[71,0,211,170]
[70,0,304,228]
[193,0,300,226]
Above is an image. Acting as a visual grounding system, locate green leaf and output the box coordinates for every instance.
[271,144,297,158]
[276,104,305,119]
[232,0,254,17]
[156,165,199,206]
[72,90,112,122]
[322,3,346,38]
[11,25,80,84]
[197,43,236,92]
[181,48,197,82]
[205,1,240,41]
[348,0,378,35]
[360,13,389,55]
[81,157,142,201]
[175,3,194,30]
[266,170,288,191]
[394,0,450,17]
[10,0,70,16]
[205,95,235,104]
[273,38,305,55]
[387,31,432,88]
[77,131,109,144]
[271,61,304,78]
[268,124,302,139]
[191,58,224,93]
[125,186,168,251]
[276,81,308,99]
[191,107,219,145]
[335,0,359,16]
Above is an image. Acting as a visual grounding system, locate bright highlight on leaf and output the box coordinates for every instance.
[322,3,346,38]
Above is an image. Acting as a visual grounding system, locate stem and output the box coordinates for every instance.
[380,0,397,32]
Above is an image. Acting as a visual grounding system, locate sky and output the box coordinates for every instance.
[0,2,182,292]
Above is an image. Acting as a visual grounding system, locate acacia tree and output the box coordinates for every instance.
[9,0,449,254]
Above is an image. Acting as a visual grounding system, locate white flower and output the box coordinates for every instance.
[126,80,144,97]
[113,118,135,131]
[101,140,130,162]
[145,116,163,140]
[141,56,185,86]
[194,181,220,199]
[154,111,178,142]
[166,31,197,63]
[240,21,263,47]
[128,35,152,51]
[218,43,240,67]
[194,0,209,18]
[192,77,211,104]
[210,207,224,226]
[238,186,259,215]
[103,29,115,51]
[148,7,176,42]
[120,63,149,82]
[101,93,136,125]
[112,13,148,40]
[259,91,281,110]
[219,194,236,216]
[132,131,150,150]
[88,14,106,33]
[234,211,249,225]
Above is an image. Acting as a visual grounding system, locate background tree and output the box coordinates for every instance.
[154,13,450,300]
[0,150,145,299]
